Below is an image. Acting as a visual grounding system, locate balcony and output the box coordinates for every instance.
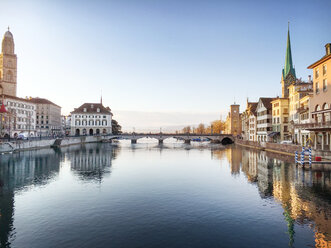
[294,121,331,131]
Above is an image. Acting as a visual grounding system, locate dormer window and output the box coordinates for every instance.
[97,108,100,112]
[91,104,94,109]
[83,108,87,112]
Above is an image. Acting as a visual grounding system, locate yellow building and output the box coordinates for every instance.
[306,43,331,151]
[271,98,289,142]
[288,80,313,143]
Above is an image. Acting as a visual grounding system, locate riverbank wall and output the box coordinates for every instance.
[236,139,331,160]
[0,136,104,154]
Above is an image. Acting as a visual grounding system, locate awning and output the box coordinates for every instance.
[268,132,280,137]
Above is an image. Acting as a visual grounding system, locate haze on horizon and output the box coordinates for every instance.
[0,0,330,131]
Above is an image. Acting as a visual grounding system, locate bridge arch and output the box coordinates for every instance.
[220,137,234,145]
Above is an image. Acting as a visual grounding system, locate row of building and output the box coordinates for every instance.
[0,29,113,138]
[225,27,331,151]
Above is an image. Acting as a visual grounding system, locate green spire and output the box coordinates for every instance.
[283,23,296,79]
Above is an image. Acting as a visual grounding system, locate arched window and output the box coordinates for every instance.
[315,105,320,111]
[89,120,94,126]
[323,103,329,110]
[102,120,107,126]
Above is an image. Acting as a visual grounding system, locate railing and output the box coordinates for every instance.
[294,120,331,129]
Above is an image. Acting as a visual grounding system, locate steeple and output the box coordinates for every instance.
[282,23,296,79]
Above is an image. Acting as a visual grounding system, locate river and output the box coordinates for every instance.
[0,140,330,248]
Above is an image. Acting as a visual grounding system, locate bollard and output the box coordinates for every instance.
[295,151,298,163]
[309,148,312,168]
[301,147,305,165]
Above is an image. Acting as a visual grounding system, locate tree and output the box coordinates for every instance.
[211,120,226,134]
[112,119,122,134]
[182,126,191,134]
[196,123,205,134]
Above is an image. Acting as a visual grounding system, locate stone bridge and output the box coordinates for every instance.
[104,133,234,145]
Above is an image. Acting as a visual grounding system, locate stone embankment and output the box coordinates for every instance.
[236,139,331,160]
[0,136,104,154]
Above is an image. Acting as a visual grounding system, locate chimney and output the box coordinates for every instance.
[326,43,331,56]
[308,75,311,82]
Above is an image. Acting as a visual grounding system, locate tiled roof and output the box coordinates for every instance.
[260,97,275,110]
[28,97,61,108]
[1,94,36,104]
[71,103,112,115]
[250,102,258,115]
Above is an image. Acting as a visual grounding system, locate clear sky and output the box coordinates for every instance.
[1,0,330,131]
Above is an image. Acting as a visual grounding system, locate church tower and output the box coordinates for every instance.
[281,24,296,98]
[0,28,17,97]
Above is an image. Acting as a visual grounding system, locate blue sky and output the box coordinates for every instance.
[1,0,330,131]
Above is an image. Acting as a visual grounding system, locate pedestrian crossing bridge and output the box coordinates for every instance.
[104,133,234,145]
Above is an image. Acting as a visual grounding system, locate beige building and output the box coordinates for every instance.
[270,98,289,142]
[304,43,331,151]
[225,104,241,136]
[0,29,17,97]
[28,97,62,136]
[241,100,258,141]
[297,94,311,146]
[287,80,313,143]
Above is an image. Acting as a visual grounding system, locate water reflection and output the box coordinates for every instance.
[0,149,61,248]
[0,144,330,247]
[213,146,331,247]
[0,144,119,248]
[65,143,119,182]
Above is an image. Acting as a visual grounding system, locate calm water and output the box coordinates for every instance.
[0,140,330,248]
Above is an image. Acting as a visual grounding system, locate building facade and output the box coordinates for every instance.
[61,115,71,136]
[256,98,274,142]
[225,104,241,136]
[28,97,62,136]
[270,98,289,142]
[0,95,36,137]
[304,43,331,151]
[241,100,257,141]
[70,102,113,136]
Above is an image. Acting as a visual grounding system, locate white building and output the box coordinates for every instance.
[256,98,274,142]
[70,102,112,136]
[242,101,258,141]
[0,94,36,138]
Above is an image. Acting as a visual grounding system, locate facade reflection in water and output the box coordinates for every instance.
[212,146,331,247]
[67,144,119,182]
[0,144,118,247]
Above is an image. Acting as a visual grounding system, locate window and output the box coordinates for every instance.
[97,108,100,112]
[315,68,319,78]
[323,79,327,91]
[83,108,87,112]
[284,126,288,132]
[323,64,327,75]
[315,82,319,94]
